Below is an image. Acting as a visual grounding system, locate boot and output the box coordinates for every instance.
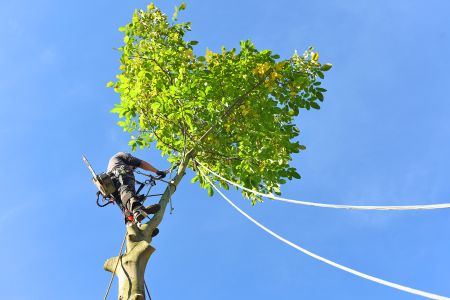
[143,203,161,214]
[133,204,161,223]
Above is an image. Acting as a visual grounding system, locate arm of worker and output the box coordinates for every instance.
[139,160,166,177]
[139,160,159,173]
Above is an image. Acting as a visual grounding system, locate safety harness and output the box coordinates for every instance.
[83,155,178,223]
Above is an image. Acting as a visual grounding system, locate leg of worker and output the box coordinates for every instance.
[118,172,161,222]
[117,172,139,211]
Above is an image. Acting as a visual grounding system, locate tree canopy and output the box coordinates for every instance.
[109,2,331,203]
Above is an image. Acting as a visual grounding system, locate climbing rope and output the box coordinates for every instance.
[144,280,152,300]
[196,161,450,211]
[103,232,127,300]
[135,164,178,204]
[168,166,175,214]
[198,167,450,300]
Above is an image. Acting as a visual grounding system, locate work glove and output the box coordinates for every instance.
[156,170,166,178]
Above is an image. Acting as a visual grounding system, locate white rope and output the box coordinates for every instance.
[196,161,450,211]
[198,167,449,300]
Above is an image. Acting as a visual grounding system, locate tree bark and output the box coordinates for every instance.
[104,156,190,299]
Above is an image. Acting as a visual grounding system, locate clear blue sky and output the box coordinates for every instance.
[1,1,449,299]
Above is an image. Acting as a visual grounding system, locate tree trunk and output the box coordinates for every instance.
[104,225,156,300]
[104,157,190,299]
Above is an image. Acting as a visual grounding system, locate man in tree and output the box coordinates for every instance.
[107,152,166,223]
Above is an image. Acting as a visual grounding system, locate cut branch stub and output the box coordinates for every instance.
[104,241,155,300]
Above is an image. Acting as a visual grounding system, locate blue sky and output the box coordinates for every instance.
[1,0,450,299]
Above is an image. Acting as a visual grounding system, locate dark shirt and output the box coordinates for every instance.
[107,152,142,172]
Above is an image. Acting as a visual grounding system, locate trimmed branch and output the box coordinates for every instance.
[104,256,121,273]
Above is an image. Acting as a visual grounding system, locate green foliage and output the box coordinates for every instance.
[109,3,331,203]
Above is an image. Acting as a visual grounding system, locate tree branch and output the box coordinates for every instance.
[152,127,181,153]
[138,105,182,153]
[199,149,242,161]
[144,152,193,236]
[133,53,174,85]
[192,70,273,150]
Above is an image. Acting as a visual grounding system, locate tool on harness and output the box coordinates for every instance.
[83,155,117,197]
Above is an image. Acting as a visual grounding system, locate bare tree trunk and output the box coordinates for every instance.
[104,157,190,299]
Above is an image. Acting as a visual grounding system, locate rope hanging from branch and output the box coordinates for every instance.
[196,161,450,211]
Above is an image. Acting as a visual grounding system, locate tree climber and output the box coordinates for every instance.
[107,152,166,223]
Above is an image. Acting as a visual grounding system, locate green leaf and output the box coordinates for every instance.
[273,186,281,195]
[106,81,114,88]
[172,7,179,21]
[316,92,324,101]
[151,102,161,112]
[128,139,137,151]
[310,101,320,109]
[208,186,214,197]
[110,106,122,113]
[179,2,186,10]
[311,52,319,61]
[320,63,332,71]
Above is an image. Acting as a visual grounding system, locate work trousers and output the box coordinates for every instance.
[111,167,140,212]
